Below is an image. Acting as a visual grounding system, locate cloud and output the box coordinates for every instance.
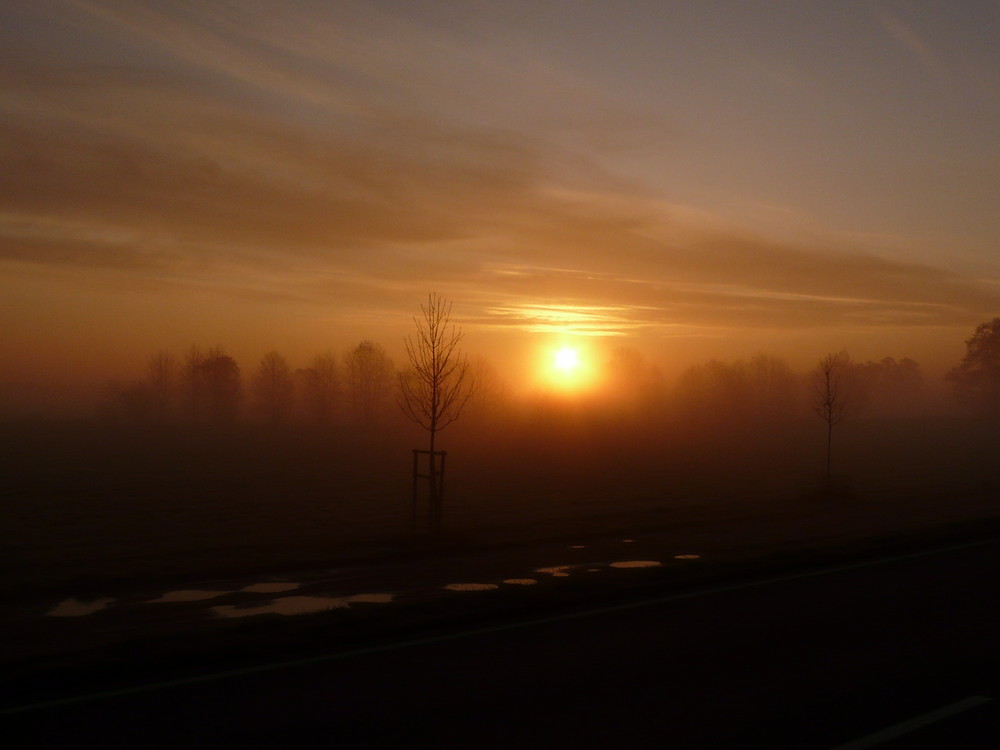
[479,279,974,335]
[0,72,547,254]
[877,8,946,80]
[2,0,997,353]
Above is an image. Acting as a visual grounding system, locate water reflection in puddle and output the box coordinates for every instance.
[674,554,701,560]
[242,582,300,594]
[444,583,499,592]
[150,589,230,603]
[610,560,662,569]
[502,579,538,586]
[535,566,572,577]
[48,597,114,617]
[213,593,393,618]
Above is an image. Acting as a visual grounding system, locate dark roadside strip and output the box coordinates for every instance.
[4,511,1000,688]
[828,695,994,749]
[3,514,1000,706]
[3,531,999,720]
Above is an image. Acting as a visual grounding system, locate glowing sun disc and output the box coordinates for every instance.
[554,347,580,371]
[537,342,595,393]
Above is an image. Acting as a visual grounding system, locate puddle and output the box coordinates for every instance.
[213,593,393,618]
[674,554,701,560]
[535,566,573,577]
[444,583,499,592]
[502,578,538,586]
[622,539,634,543]
[569,545,585,549]
[150,589,230,603]
[48,597,114,617]
[609,560,663,569]
[242,582,300,594]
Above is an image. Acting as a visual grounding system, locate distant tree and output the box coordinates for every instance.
[855,356,923,416]
[814,351,852,487]
[96,352,177,426]
[345,340,394,420]
[99,380,155,425]
[252,351,294,425]
[146,350,177,424]
[607,346,648,385]
[675,359,747,423]
[675,354,795,427]
[946,318,1000,416]
[199,348,241,424]
[398,294,474,529]
[465,353,510,419]
[181,345,206,422]
[746,354,797,422]
[301,352,338,425]
[604,346,666,415]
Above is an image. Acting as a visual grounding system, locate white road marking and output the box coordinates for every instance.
[829,695,993,749]
[2,536,998,717]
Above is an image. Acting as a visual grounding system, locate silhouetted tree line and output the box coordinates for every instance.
[674,353,799,427]
[98,318,1000,432]
[100,341,400,428]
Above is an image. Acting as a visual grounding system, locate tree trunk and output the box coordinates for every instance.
[826,418,833,489]
[428,427,439,531]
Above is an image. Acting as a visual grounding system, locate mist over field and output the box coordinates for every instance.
[4,326,998,598]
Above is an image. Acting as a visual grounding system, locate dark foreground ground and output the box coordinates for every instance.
[3,521,999,748]
[4,414,1000,596]
[3,417,999,745]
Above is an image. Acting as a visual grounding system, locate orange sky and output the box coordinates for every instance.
[2,1,999,411]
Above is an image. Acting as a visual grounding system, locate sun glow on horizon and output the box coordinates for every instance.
[538,341,598,393]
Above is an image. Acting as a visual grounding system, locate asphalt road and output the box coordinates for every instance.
[4,538,999,748]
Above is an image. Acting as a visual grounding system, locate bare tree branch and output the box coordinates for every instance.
[397,293,475,448]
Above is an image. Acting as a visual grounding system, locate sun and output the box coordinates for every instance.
[532,339,600,394]
[539,342,596,392]
[554,346,580,373]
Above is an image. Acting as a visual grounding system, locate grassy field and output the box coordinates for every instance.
[3,414,999,598]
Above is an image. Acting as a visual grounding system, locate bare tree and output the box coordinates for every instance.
[814,351,851,488]
[605,346,666,414]
[746,353,797,423]
[200,346,241,425]
[465,353,510,419]
[146,350,177,424]
[98,379,155,425]
[181,345,206,423]
[675,359,750,426]
[301,352,338,425]
[252,351,294,425]
[946,317,1000,416]
[855,356,924,417]
[398,294,474,527]
[344,340,394,421]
